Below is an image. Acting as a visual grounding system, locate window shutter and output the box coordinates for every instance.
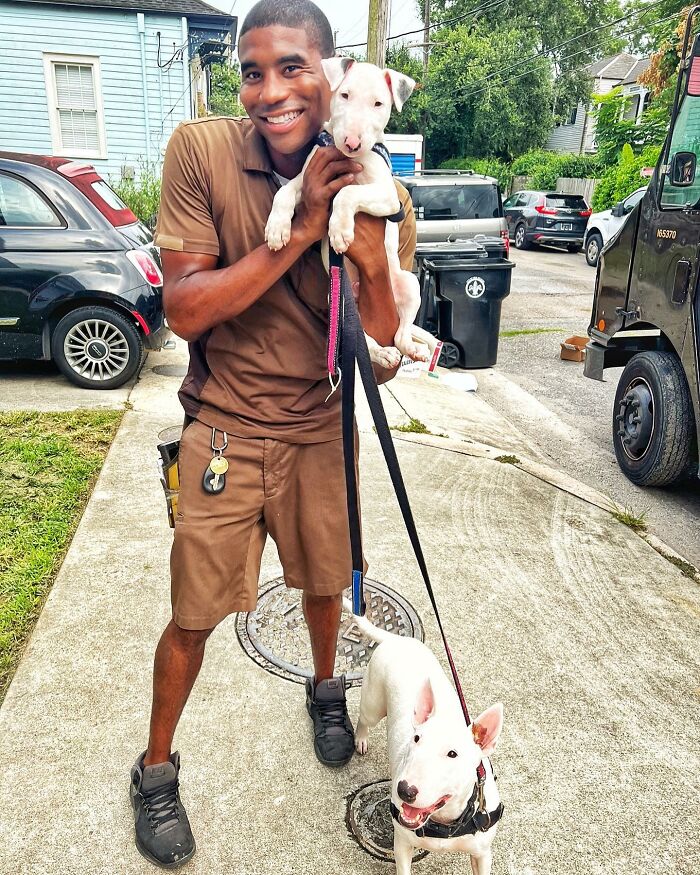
[54,63,100,151]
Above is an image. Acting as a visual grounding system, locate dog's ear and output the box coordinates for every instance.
[321,57,354,91]
[413,679,435,726]
[383,69,415,112]
[472,703,504,756]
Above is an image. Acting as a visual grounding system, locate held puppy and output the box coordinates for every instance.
[344,599,504,875]
[265,58,438,369]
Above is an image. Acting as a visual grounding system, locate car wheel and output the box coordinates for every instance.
[514,224,531,250]
[586,232,603,267]
[612,351,695,486]
[51,305,144,390]
[567,243,582,253]
[438,341,462,369]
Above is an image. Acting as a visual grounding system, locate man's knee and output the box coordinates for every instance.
[167,619,215,650]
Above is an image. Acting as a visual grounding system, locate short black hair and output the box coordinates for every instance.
[239,0,335,59]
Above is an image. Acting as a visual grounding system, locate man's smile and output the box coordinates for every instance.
[259,109,304,133]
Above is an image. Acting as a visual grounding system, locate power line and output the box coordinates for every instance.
[335,0,507,49]
[457,10,681,100]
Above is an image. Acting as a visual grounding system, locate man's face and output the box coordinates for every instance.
[239,26,330,163]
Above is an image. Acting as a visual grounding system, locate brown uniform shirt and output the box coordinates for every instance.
[154,117,417,443]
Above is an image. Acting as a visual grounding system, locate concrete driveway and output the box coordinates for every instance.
[477,245,700,566]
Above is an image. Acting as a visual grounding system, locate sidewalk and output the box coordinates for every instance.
[1,345,699,875]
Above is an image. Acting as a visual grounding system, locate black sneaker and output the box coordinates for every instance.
[130,751,196,869]
[305,675,355,767]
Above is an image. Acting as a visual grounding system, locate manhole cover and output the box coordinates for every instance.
[152,365,188,377]
[236,577,423,685]
[346,780,429,862]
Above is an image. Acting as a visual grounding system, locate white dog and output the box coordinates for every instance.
[344,599,504,875]
[265,58,438,369]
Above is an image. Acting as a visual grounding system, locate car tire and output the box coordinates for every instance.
[567,243,582,253]
[586,232,603,267]
[51,305,144,390]
[514,224,531,250]
[612,351,696,486]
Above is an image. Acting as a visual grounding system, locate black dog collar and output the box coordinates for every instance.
[315,132,405,223]
[390,783,504,839]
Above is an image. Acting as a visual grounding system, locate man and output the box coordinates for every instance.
[129,0,416,867]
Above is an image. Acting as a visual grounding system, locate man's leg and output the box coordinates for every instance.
[302,591,342,682]
[145,619,215,765]
[131,620,214,868]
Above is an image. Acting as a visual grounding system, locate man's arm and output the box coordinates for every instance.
[162,147,362,341]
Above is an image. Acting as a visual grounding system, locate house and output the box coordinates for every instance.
[0,0,236,181]
[546,53,651,155]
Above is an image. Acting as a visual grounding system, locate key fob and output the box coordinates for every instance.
[202,467,226,494]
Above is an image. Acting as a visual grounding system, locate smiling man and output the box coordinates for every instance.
[128,0,416,868]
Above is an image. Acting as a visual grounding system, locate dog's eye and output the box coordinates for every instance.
[340,93,349,100]
[413,734,420,743]
[447,750,458,758]
[374,101,383,107]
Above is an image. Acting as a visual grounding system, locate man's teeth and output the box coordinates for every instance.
[266,111,301,125]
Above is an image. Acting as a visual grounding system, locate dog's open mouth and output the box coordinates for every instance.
[398,795,451,830]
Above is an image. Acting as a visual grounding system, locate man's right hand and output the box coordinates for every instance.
[294,147,362,244]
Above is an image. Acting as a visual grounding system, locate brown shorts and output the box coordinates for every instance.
[170,419,362,630]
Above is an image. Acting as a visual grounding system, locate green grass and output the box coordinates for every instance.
[495,454,521,465]
[0,410,122,700]
[389,418,448,438]
[610,502,648,532]
[499,328,565,338]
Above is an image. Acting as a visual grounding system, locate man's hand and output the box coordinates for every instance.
[294,147,362,245]
[345,214,390,278]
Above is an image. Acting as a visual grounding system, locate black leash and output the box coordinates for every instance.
[337,258,477,736]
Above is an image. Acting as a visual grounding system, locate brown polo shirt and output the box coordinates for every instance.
[154,117,416,443]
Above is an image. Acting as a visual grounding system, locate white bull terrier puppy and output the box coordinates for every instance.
[265,58,438,369]
[344,599,504,875]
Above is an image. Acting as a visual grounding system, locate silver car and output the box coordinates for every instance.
[400,170,508,247]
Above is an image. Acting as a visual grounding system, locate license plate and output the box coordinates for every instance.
[561,223,573,231]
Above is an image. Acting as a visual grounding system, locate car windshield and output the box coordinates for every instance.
[545,194,588,210]
[407,184,500,220]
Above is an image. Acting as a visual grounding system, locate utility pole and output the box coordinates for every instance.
[423,0,430,76]
[367,0,390,67]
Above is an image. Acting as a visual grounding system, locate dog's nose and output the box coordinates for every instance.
[397,780,418,803]
[344,135,361,152]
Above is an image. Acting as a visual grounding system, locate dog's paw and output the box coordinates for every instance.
[395,333,430,363]
[370,345,402,370]
[355,734,369,755]
[265,215,292,251]
[328,213,355,253]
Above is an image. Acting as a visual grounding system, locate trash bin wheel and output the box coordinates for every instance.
[514,224,531,250]
[612,351,695,486]
[438,341,461,369]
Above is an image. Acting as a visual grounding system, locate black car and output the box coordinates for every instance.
[0,152,169,389]
[503,190,591,252]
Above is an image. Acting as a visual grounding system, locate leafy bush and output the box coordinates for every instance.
[440,156,511,190]
[511,149,601,190]
[592,89,667,167]
[111,164,162,230]
[591,144,661,212]
[510,149,555,176]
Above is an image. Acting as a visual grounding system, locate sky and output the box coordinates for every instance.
[208,0,424,56]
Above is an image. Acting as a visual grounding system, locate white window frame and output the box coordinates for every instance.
[43,52,107,160]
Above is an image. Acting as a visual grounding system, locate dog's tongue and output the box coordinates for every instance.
[402,804,425,821]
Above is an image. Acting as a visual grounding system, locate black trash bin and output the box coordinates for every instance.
[415,237,514,369]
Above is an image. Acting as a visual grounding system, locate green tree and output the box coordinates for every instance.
[208,62,244,116]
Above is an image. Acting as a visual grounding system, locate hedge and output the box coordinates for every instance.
[591,144,661,212]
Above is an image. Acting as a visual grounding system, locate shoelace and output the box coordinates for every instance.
[141,779,180,833]
[315,698,348,730]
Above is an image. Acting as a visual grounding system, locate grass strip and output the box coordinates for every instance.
[0,410,122,701]
[499,328,565,338]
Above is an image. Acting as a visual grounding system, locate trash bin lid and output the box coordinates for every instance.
[416,239,488,259]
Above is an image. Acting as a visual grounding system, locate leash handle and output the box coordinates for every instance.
[338,264,472,727]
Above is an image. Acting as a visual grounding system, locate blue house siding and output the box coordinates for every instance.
[0,1,192,180]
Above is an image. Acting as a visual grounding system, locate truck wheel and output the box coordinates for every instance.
[586,232,603,267]
[51,305,144,390]
[612,351,695,486]
[514,224,531,250]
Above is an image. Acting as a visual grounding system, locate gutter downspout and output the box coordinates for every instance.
[137,12,152,164]
[181,17,191,119]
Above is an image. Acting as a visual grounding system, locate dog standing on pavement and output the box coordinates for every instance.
[344,600,504,875]
[265,58,438,369]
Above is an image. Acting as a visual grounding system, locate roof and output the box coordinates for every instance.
[620,57,650,86]
[11,0,234,20]
[586,52,649,83]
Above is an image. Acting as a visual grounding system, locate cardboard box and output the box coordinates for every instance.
[560,335,588,362]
